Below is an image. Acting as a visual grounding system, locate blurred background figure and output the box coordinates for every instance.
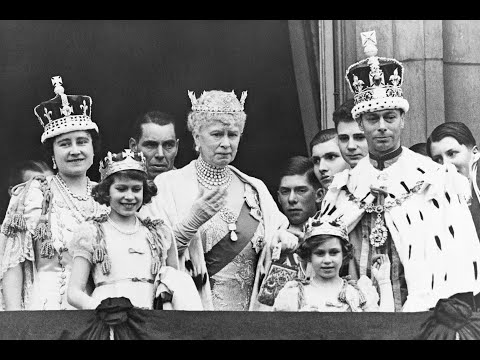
[7,160,53,196]
[427,122,478,179]
[333,98,368,169]
[129,111,179,180]
[277,155,321,233]
[426,122,480,246]
[276,155,321,280]
[309,128,349,194]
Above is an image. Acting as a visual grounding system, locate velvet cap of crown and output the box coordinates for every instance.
[345,30,409,119]
[34,76,98,143]
[99,149,147,181]
[188,90,248,113]
[303,215,349,243]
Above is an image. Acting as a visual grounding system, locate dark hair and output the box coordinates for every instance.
[296,234,353,266]
[8,159,52,188]
[92,169,157,206]
[333,98,355,131]
[41,129,101,171]
[278,155,320,190]
[409,142,428,157]
[131,111,177,142]
[309,128,337,154]
[426,122,476,157]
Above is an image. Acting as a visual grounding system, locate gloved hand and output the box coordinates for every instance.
[174,186,227,252]
[371,254,391,285]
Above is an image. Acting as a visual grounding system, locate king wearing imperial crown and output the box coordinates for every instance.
[319,30,480,312]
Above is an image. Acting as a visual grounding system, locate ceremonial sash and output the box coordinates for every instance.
[204,202,260,277]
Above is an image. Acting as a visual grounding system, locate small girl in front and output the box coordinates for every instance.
[273,215,394,312]
[67,149,202,310]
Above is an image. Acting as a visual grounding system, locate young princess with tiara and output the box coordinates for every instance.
[67,149,202,310]
[273,215,394,312]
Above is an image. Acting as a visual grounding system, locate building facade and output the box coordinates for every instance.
[296,20,480,151]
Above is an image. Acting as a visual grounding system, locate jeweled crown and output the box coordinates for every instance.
[303,214,349,243]
[99,149,147,181]
[188,90,247,113]
[345,30,409,119]
[34,76,98,143]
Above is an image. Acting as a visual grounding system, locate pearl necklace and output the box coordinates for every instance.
[107,216,140,235]
[55,174,92,201]
[52,174,99,222]
[195,156,233,189]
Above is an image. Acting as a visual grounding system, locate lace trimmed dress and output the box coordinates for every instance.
[273,275,380,312]
[194,183,265,311]
[0,175,109,310]
[200,183,265,311]
[140,160,290,311]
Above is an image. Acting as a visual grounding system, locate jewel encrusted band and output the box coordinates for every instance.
[195,156,233,190]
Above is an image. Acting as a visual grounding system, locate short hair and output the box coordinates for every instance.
[426,122,477,157]
[296,234,353,266]
[409,142,428,157]
[92,169,158,206]
[131,111,177,142]
[187,112,246,136]
[309,128,337,154]
[41,129,101,171]
[8,159,52,188]
[333,98,355,131]
[278,155,320,190]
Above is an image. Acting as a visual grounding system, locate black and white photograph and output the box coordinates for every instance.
[0,19,479,340]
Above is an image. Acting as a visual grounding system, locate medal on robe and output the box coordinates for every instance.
[366,186,389,247]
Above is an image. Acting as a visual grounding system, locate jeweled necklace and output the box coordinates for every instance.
[52,174,98,222]
[342,180,424,247]
[55,174,92,201]
[107,215,140,235]
[195,156,233,190]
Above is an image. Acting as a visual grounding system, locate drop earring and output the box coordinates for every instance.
[52,157,57,170]
[195,145,200,153]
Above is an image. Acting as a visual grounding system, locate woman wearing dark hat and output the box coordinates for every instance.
[0,76,109,310]
[140,89,298,311]
[273,215,394,312]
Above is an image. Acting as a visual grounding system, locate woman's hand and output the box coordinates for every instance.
[371,254,391,284]
[190,186,228,227]
[174,186,228,251]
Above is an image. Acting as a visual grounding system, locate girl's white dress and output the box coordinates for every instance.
[273,276,380,312]
[70,216,202,310]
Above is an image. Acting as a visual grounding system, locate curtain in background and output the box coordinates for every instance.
[288,20,321,153]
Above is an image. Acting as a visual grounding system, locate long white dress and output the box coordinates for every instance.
[0,175,109,310]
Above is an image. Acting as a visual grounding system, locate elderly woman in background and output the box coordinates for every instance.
[140,90,297,310]
[0,76,109,310]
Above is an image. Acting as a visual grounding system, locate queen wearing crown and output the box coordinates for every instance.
[66,150,202,310]
[0,76,109,310]
[140,90,297,311]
